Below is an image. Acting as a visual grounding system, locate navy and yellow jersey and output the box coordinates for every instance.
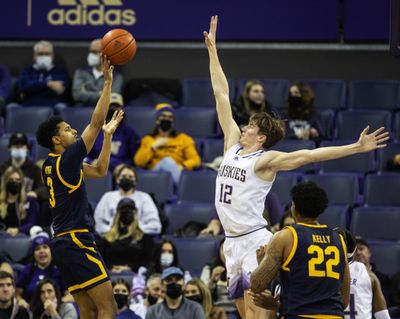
[41,138,94,234]
[280,223,347,319]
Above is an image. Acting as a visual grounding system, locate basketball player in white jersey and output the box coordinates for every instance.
[203,15,390,319]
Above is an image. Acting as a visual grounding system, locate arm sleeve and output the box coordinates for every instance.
[182,135,201,170]
[59,138,88,185]
[134,136,155,168]
[138,194,161,234]
[72,69,100,104]
[61,303,78,319]
[94,194,111,235]
[18,68,47,93]
[19,198,39,234]
[111,73,123,93]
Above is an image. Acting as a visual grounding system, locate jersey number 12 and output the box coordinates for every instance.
[219,184,232,204]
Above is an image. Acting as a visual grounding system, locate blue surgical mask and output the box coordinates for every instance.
[11,148,28,161]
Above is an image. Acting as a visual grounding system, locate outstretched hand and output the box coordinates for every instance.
[101,54,113,82]
[204,15,218,49]
[103,110,124,135]
[357,126,390,152]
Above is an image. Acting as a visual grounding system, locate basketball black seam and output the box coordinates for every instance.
[107,38,135,58]
[102,31,129,52]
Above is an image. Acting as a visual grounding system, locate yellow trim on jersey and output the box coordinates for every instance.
[48,153,61,157]
[298,314,342,319]
[297,222,327,228]
[281,226,298,271]
[70,232,96,253]
[55,229,89,237]
[339,234,348,262]
[55,156,83,193]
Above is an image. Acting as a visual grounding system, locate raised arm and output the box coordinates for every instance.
[83,110,124,178]
[81,55,113,153]
[204,16,241,151]
[255,126,389,176]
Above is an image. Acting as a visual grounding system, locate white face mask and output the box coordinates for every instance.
[35,56,52,70]
[11,148,28,161]
[87,52,101,67]
[160,253,174,267]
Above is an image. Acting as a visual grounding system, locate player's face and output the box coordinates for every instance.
[184,283,200,297]
[34,244,52,266]
[240,122,266,147]
[354,244,371,266]
[248,84,265,104]
[40,283,56,304]
[0,278,14,303]
[55,122,78,149]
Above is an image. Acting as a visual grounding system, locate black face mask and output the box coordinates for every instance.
[114,293,129,309]
[186,294,203,304]
[118,178,135,192]
[159,119,173,132]
[288,95,304,108]
[119,210,134,225]
[166,282,183,299]
[147,294,158,305]
[7,181,21,195]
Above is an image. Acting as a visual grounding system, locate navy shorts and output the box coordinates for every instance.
[51,229,110,294]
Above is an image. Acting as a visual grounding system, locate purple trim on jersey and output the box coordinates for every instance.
[241,150,264,159]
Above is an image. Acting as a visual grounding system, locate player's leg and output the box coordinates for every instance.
[235,297,246,318]
[86,280,117,319]
[72,290,97,319]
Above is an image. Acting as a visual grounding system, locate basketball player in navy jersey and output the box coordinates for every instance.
[204,15,389,319]
[36,56,124,319]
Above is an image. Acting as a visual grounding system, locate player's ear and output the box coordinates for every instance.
[52,135,61,147]
[258,134,267,144]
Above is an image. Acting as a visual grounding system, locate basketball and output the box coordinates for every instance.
[101,29,136,65]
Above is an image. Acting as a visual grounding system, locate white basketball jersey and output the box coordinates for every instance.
[215,144,273,236]
[344,261,373,319]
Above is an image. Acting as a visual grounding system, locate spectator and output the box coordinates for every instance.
[16,235,67,306]
[145,267,205,319]
[130,274,164,319]
[0,65,11,113]
[284,82,322,142]
[16,40,70,109]
[232,80,273,128]
[0,133,47,201]
[112,279,141,319]
[354,237,392,303]
[270,210,296,233]
[102,198,155,273]
[30,279,77,319]
[387,153,400,171]
[72,38,123,106]
[0,271,30,319]
[185,278,227,319]
[147,238,181,275]
[0,166,39,236]
[86,93,140,172]
[134,103,201,185]
[94,165,161,235]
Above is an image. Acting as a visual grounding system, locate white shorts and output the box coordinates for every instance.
[224,227,273,299]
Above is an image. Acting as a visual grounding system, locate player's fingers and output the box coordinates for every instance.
[360,125,370,136]
[372,127,385,136]
[377,144,387,148]
[376,132,390,140]
[377,136,390,144]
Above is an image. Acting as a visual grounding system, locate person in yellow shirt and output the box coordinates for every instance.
[134,104,201,185]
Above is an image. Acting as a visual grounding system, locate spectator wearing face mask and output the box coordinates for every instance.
[134,103,201,186]
[0,133,47,202]
[86,93,140,172]
[72,38,123,106]
[112,279,141,319]
[94,165,161,235]
[145,267,205,319]
[16,40,70,108]
[101,198,155,273]
[147,239,182,276]
[0,166,39,236]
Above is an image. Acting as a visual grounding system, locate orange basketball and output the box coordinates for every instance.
[101,29,136,65]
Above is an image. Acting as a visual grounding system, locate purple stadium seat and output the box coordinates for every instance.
[377,143,400,172]
[85,172,112,203]
[59,107,93,135]
[271,140,316,172]
[319,205,348,229]
[124,106,156,137]
[203,138,224,162]
[5,106,53,135]
[178,170,217,203]
[368,242,400,277]
[299,79,346,109]
[175,108,217,138]
[0,234,31,263]
[395,112,400,142]
[364,173,400,206]
[136,170,174,204]
[271,172,301,207]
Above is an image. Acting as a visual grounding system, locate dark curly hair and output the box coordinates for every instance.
[291,181,328,219]
[35,116,64,151]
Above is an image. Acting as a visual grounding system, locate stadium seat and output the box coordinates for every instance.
[0,234,31,263]
[203,138,224,162]
[336,110,391,140]
[168,237,219,275]
[109,272,135,286]
[175,108,217,138]
[0,136,9,164]
[124,106,155,137]
[303,173,359,205]
[59,107,93,135]
[299,79,346,109]
[136,170,174,204]
[377,142,400,171]
[271,140,316,172]
[271,172,301,207]
[5,106,53,135]
[319,140,375,173]
[348,80,399,110]
[319,205,348,229]
[193,138,203,159]
[164,202,217,235]
[315,109,335,139]
[178,170,217,203]
[351,206,400,241]
[395,112,400,142]
[237,79,290,109]
[364,173,400,206]
[182,78,235,107]
[85,172,112,203]
[369,242,400,277]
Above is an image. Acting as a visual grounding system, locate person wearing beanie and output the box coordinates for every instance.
[134,103,201,185]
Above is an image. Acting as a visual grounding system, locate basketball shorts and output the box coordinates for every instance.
[51,229,110,294]
[224,227,273,299]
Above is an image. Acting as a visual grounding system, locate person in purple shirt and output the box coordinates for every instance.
[86,93,140,173]
[16,40,70,108]
[16,235,67,307]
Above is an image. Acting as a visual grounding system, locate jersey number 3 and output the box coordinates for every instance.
[307,245,340,279]
[219,184,232,204]
[47,177,56,208]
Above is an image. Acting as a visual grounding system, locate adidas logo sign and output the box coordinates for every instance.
[47,0,136,26]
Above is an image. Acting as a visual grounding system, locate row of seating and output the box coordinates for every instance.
[2,106,400,140]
